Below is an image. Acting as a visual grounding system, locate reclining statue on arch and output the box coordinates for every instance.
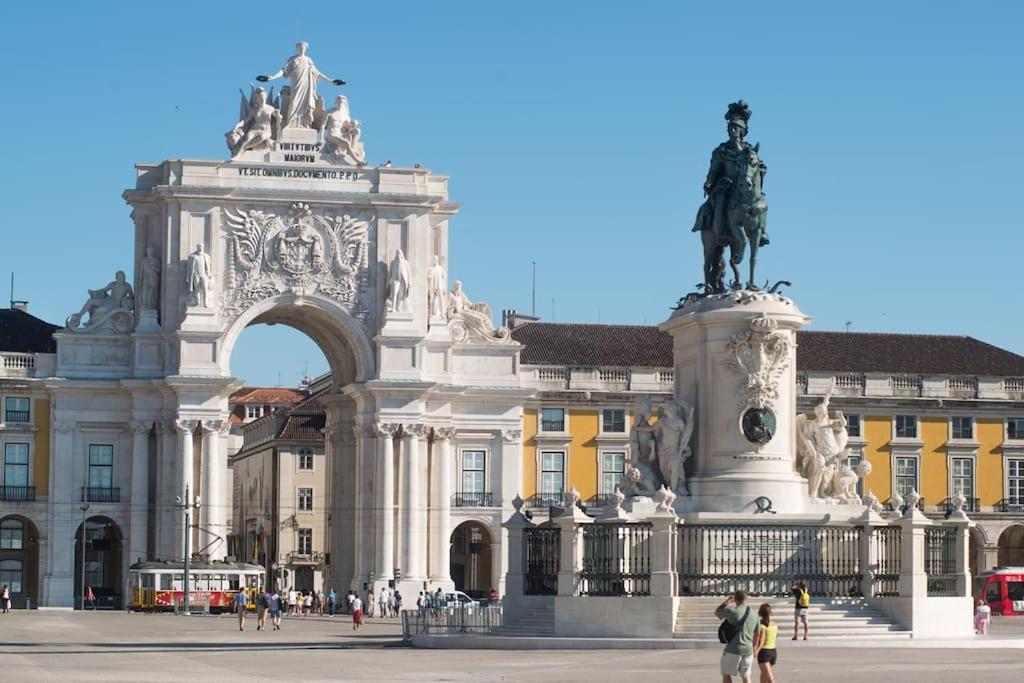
[66,271,135,333]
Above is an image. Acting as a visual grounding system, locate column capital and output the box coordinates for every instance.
[174,418,199,434]
[501,429,522,444]
[432,426,456,442]
[53,420,76,434]
[130,420,153,435]
[373,422,401,438]
[402,423,428,440]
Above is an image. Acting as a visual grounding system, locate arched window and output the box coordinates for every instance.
[0,558,23,593]
[0,518,23,550]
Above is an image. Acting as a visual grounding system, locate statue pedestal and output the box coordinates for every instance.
[659,292,811,514]
[136,309,160,332]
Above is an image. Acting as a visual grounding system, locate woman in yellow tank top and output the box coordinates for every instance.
[753,603,778,682]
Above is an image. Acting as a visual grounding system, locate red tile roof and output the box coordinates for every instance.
[229,387,308,404]
[510,322,1024,377]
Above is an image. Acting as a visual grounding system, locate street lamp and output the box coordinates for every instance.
[79,502,90,610]
[175,484,201,615]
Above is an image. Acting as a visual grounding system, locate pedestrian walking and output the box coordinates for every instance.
[367,588,375,618]
[753,603,778,683]
[269,590,282,630]
[327,587,337,617]
[378,589,389,618]
[288,588,298,616]
[1,585,10,613]
[317,589,325,616]
[790,581,810,640]
[975,598,991,635]
[346,590,355,615]
[86,585,96,610]
[304,592,313,616]
[234,589,249,631]
[715,590,760,683]
[351,594,363,630]
[393,589,403,614]
[256,588,269,630]
[416,591,426,616]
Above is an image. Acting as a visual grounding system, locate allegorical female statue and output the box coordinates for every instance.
[257,42,345,130]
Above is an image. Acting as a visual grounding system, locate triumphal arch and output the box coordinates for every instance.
[46,43,526,605]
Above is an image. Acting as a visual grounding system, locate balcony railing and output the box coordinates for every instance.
[526,493,570,508]
[0,485,36,501]
[4,410,30,423]
[81,487,120,503]
[584,493,618,508]
[286,551,324,565]
[995,498,1024,513]
[453,492,493,507]
[939,497,980,513]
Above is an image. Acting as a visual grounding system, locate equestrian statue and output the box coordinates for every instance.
[693,101,769,293]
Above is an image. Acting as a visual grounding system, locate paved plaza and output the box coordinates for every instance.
[0,611,1022,682]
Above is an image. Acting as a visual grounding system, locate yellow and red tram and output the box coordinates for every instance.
[128,559,264,612]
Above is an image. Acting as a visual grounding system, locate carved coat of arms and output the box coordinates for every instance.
[727,313,792,411]
[222,202,372,322]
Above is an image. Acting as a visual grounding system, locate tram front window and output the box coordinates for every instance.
[227,574,240,591]
[246,574,259,590]
[141,573,155,589]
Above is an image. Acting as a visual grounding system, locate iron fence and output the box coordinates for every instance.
[579,522,651,596]
[871,525,901,597]
[524,527,560,595]
[81,487,121,503]
[925,526,958,597]
[401,605,502,637]
[453,492,494,507]
[676,524,863,597]
[0,485,36,501]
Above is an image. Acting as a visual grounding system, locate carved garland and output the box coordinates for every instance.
[726,314,792,412]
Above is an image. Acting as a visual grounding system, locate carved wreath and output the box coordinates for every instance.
[726,313,792,410]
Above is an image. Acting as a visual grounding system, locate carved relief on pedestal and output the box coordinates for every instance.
[727,313,792,450]
[222,202,372,323]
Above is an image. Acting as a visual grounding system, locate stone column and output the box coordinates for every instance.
[174,419,198,559]
[945,509,973,598]
[200,420,228,559]
[648,508,678,597]
[498,429,523,595]
[129,421,151,565]
[374,423,399,584]
[504,519,530,596]
[401,424,428,581]
[897,507,930,598]
[857,508,889,598]
[156,420,177,559]
[44,420,76,607]
[429,427,455,584]
[555,502,592,597]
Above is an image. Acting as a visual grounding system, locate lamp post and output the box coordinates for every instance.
[175,484,201,615]
[79,502,90,610]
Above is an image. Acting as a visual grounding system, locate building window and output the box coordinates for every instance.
[0,518,23,550]
[1009,459,1024,503]
[245,405,261,420]
[895,415,917,439]
[600,452,626,495]
[88,445,113,489]
[297,528,313,556]
[297,449,314,471]
[297,487,313,512]
[601,409,626,434]
[461,451,486,497]
[3,443,29,487]
[894,457,918,497]
[951,458,974,500]
[540,408,565,432]
[0,559,22,594]
[951,416,973,441]
[843,454,864,497]
[1008,418,1024,441]
[4,397,30,423]
[845,414,861,438]
[540,451,565,501]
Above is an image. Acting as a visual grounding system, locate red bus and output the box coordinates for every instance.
[975,567,1024,616]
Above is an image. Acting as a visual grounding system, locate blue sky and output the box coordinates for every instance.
[2,1,1021,387]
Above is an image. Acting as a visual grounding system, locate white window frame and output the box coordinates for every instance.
[893,415,919,441]
[599,408,627,435]
[2,442,32,488]
[4,397,31,424]
[598,450,627,496]
[842,448,865,498]
[459,449,487,497]
[297,448,315,472]
[844,413,863,439]
[949,454,976,502]
[537,450,567,502]
[296,528,313,556]
[245,404,261,421]
[87,444,115,489]
[1006,458,1024,504]
[1006,417,1024,442]
[538,406,568,434]
[950,415,975,442]
[297,487,313,513]
[892,454,920,499]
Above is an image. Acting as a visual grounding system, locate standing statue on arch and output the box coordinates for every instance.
[693,100,769,293]
[257,42,346,130]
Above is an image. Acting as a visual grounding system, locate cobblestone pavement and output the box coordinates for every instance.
[1,611,1022,682]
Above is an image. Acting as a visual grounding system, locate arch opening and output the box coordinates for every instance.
[74,516,123,610]
[997,524,1024,568]
[0,515,40,609]
[449,521,494,598]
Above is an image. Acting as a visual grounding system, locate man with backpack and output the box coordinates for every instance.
[715,590,760,683]
[255,587,270,631]
[791,580,810,640]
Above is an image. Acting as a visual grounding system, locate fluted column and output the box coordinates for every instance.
[174,419,198,559]
[374,423,399,582]
[129,421,152,564]
[156,420,177,559]
[44,420,77,606]
[401,424,427,580]
[200,420,228,559]
[430,427,455,583]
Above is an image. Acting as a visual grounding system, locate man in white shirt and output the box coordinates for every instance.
[351,595,363,631]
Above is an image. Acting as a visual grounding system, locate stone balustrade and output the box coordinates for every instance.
[522,365,674,394]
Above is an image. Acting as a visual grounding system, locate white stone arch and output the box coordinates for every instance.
[219,292,376,387]
[449,515,502,596]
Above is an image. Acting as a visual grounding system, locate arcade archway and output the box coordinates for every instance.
[0,515,40,609]
[74,516,123,609]
[449,521,494,598]
[998,525,1024,567]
